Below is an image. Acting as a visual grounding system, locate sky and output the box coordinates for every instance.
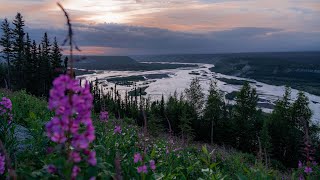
[0,0,319,55]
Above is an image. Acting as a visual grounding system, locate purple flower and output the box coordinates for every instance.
[46,75,97,175]
[47,75,94,133]
[99,111,109,122]
[114,126,122,134]
[137,165,148,174]
[88,151,97,166]
[304,166,312,174]
[312,161,318,166]
[0,153,5,175]
[72,166,81,180]
[0,97,13,123]
[134,153,142,163]
[149,160,156,171]
[0,97,12,110]
[298,161,303,168]
[46,164,57,174]
[299,175,304,180]
[70,151,81,163]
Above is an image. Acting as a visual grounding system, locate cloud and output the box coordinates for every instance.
[14,23,319,55]
[0,0,319,55]
[0,0,319,32]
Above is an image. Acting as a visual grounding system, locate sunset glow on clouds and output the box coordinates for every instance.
[0,0,319,54]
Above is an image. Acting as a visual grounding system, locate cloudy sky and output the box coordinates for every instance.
[0,0,319,55]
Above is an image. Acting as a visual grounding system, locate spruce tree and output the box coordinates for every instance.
[12,13,25,90]
[160,94,165,116]
[260,120,272,167]
[39,32,51,96]
[51,37,62,79]
[179,103,194,143]
[185,77,204,115]
[30,40,39,95]
[0,18,13,89]
[292,92,313,164]
[37,44,43,95]
[24,33,33,93]
[233,82,259,152]
[269,87,299,166]
[292,92,312,130]
[0,63,6,88]
[204,80,224,144]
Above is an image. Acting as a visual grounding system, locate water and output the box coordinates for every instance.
[77,62,320,124]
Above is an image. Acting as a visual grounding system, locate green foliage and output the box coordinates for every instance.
[0,89,320,179]
[185,77,204,115]
[204,81,225,144]
[232,82,261,152]
[0,90,52,127]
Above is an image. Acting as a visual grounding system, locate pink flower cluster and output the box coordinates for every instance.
[99,111,108,122]
[0,153,5,175]
[298,160,316,175]
[114,126,122,134]
[0,97,13,123]
[133,153,156,174]
[46,75,96,178]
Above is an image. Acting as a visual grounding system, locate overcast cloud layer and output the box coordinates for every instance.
[0,0,319,55]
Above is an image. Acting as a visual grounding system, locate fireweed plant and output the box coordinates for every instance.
[0,97,13,142]
[0,97,15,177]
[45,74,96,179]
[0,153,5,175]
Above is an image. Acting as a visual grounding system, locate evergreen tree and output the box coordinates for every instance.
[268,87,299,167]
[64,56,69,74]
[148,103,164,137]
[0,63,6,88]
[204,80,224,144]
[0,18,13,89]
[12,13,25,90]
[292,92,313,164]
[39,32,51,96]
[37,44,42,95]
[185,77,204,115]
[179,103,194,143]
[160,94,165,117]
[165,93,179,133]
[259,120,272,167]
[24,33,33,93]
[30,40,39,95]
[51,37,63,79]
[233,82,259,152]
[292,92,312,131]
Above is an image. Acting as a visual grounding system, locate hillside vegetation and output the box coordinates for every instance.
[1,89,319,179]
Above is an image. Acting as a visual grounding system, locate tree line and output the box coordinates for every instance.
[0,13,66,97]
[90,77,319,168]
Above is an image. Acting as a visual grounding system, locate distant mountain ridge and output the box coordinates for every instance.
[73,55,197,72]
